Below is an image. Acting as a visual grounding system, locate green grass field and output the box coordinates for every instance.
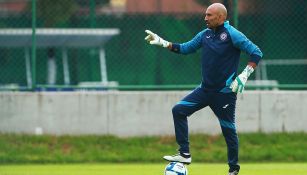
[0,163,307,175]
[1,133,307,164]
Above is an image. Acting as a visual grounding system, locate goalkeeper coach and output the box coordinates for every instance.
[145,3,262,175]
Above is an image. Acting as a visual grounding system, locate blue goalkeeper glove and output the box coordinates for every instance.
[230,65,254,93]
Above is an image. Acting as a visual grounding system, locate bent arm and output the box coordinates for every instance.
[229,27,263,93]
[229,27,263,67]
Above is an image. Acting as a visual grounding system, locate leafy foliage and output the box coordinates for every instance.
[36,0,77,27]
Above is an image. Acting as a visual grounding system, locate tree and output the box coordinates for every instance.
[36,0,77,27]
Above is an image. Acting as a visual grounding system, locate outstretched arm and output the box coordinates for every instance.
[145,29,203,54]
[145,30,172,48]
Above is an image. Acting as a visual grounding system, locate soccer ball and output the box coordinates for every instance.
[164,162,188,175]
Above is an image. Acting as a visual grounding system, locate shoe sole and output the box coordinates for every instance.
[163,157,191,165]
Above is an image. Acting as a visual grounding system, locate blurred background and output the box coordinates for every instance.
[1,1,307,172]
[0,0,306,91]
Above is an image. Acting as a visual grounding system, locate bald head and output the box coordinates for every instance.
[205,3,227,29]
[208,3,227,20]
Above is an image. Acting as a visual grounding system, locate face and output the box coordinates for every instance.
[204,7,222,29]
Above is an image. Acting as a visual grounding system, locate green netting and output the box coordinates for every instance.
[0,0,306,90]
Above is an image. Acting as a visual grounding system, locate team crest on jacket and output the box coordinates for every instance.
[220,32,227,41]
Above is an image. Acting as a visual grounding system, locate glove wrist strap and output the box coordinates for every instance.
[159,38,170,48]
[243,65,254,78]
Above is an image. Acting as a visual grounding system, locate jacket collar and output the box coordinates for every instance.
[213,20,229,33]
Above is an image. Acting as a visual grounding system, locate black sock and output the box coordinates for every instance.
[180,152,191,158]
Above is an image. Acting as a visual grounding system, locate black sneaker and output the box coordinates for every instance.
[228,165,240,175]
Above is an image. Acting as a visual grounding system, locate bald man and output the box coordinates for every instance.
[145,3,262,175]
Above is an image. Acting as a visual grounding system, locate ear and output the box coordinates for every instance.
[218,14,223,21]
[218,13,225,22]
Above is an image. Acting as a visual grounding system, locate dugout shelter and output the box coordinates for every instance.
[0,28,120,89]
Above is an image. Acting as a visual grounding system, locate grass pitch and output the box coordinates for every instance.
[0,163,307,175]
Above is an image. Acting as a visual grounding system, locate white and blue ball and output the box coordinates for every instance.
[164,162,188,175]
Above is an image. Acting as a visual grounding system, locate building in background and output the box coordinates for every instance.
[0,0,262,16]
[0,0,29,16]
[96,0,208,15]
[125,0,205,14]
[0,0,205,15]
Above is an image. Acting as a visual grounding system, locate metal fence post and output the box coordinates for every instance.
[233,0,238,28]
[31,0,37,90]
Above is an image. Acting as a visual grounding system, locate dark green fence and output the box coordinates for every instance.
[0,0,306,91]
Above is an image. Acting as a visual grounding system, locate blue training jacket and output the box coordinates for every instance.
[171,21,263,93]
